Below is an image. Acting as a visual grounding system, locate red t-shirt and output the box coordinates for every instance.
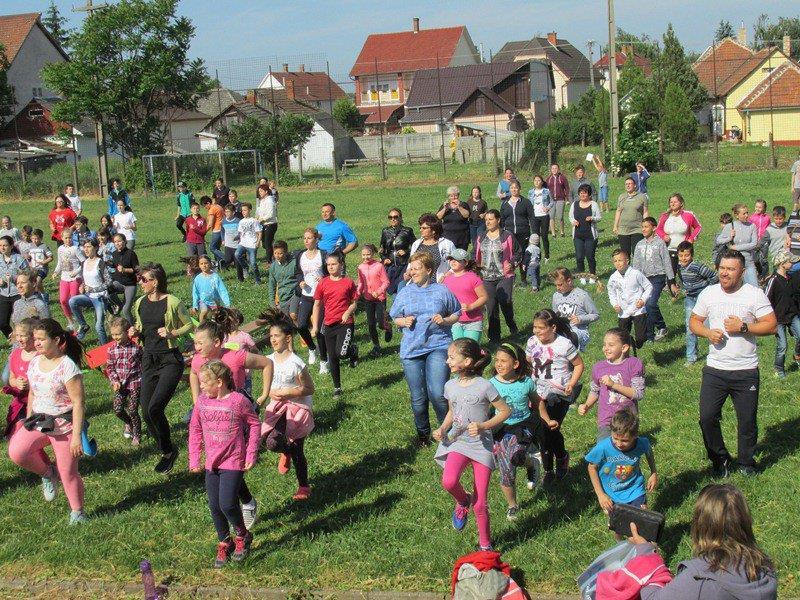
[191,349,248,391]
[185,216,208,244]
[314,276,358,326]
[49,208,77,241]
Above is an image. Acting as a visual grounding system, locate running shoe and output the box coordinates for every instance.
[654,328,668,341]
[232,531,253,561]
[384,325,393,343]
[41,465,59,502]
[278,453,292,474]
[506,505,519,521]
[319,361,329,375]
[241,499,258,530]
[68,510,88,525]
[452,495,471,531]
[307,349,317,365]
[76,324,90,340]
[215,539,234,568]
[555,451,570,479]
[123,424,132,439]
[333,388,342,398]
[154,450,179,474]
[292,486,312,501]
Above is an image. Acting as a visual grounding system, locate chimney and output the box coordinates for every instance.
[547,31,558,46]
[784,34,792,57]
[283,63,289,72]
[412,17,419,33]
[299,63,305,72]
[737,22,747,45]
[246,90,257,105]
[286,79,295,100]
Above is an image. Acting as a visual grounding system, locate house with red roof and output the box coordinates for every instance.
[258,64,347,114]
[349,18,480,131]
[594,45,652,90]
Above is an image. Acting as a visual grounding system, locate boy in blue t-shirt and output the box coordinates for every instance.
[585,408,657,535]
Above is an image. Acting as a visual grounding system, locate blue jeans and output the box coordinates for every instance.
[401,348,450,437]
[526,262,540,289]
[234,246,260,283]
[684,295,699,362]
[775,316,800,373]
[209,231,225,262]
[469,222,485,254]
[743,263,758,287]
[68,294,107,344]
[645,274,667,340]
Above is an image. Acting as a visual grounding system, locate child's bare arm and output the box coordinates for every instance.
[588,463,613,512]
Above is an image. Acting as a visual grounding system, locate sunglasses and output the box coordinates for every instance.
[388,215,400,220]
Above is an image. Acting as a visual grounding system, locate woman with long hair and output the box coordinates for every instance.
[48,194,77,246]
[293,227,328,372]
[0,236,29,338]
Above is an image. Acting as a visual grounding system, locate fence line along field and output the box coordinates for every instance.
[0,170,798,595]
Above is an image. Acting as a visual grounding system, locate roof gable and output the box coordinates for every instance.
[594,52,652,76]
[261,71,346,104]
[404,61,525,108]
[493,37,599,81]
[693,38,783,98]
[738,61,800,110]
[196,88,244,118]
[0,12,69,63]
[350,26,467,77]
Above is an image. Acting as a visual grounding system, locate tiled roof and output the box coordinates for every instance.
[350,26,467,77]
[594,52,652,76]
[0,12,68,63]
[358,104,403,124]
[262,71,346,104]
[493,37,600,81]
[196,88,244,118]
[693,38,784,98]
[738,61,800,110]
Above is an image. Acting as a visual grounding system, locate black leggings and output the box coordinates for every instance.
[532,215,550,258]
[484,278,517,343]
[205,469,247,541]
[176,215,186,240]
[139,349,184,454]
[296,296,326,359]
[323,322,356,389]
[263,412,309,487]
[0,294,20,338]
[540,397,571,463]
[363,299,386,347]
[261,223,278,263]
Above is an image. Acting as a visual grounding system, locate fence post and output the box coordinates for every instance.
[769,133,777,169]
[298,145,304,181]
[220,152,227,186]
[171,156,178,192]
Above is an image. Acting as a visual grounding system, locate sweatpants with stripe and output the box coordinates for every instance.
[323,322,356,390]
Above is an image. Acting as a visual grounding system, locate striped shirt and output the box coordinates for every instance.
[678,261,718,298]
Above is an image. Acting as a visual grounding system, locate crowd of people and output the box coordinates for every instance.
[1,162,798,594]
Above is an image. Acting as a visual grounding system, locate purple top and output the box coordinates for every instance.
[188,391,261,471]
[590,357,645,427]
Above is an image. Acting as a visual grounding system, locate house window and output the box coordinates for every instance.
[28,108,44,119]
[476,97,486,115]
[368,83,390,93]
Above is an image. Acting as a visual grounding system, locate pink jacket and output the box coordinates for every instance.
[596,552,673,600]
[475,230,519,279]
[261,399,314,442]
[749,213,771,239]
[188,391,261,471]
[356,259,389,301]
[655,210,702,244]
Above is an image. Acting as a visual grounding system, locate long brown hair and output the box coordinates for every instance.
[691,484,774,581]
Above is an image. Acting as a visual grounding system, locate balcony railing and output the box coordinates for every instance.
[360,90,401,105]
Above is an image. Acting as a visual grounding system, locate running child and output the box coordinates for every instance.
[52,229,82,331]
[712,212,734,268]
[676,241,718,365]
[259,308,315,501]
[2,319,39,438]
[112,200,137,250]
[432,339,510,551]
[764,250,800,379]
[357,244,391,355]
[489,342,554,521]
[550,267,599,351]
[525,309,584,483]
[310,252,359,397]
[750,199,771,239]
[0,216,20,245]
[188,360,260,567]
[175,180,194,242]
[632,217,677,342]
[585,408,657,537]
[763,206,788,263]
[266,241,297,314]
[28,229,53,304]
[293,228,328,370]
[191,256,231,323]
[442,248,486,342]
[578,328,645,440]
[184,201,208,257]
[524,233,541,291]
[221,204,241,274]
[751,199,771,279]
[106,317,142,446]
[235,203,261,283]
[592,154,609,212]
[607,249,652,350]
[17,225,33,258]
[11,273,49,325]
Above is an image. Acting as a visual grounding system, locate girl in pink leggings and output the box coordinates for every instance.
[433,339,510,551]
[52,229,82,331]
[8,318,88,524]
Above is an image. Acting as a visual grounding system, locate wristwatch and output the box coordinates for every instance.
[740,322,749,334]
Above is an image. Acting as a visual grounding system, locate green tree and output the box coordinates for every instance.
[653,24,707,111]
[754,15,800,60]
[617,62,661,131]
[607,29,660,61]
[332,97,363,133]
[42,0,72,50]
[592,87,610,142]
[0,44,14,128]
[224,115,314,163]
[715,20,734,42]
[41,0,212,159]
[661,81,697,151]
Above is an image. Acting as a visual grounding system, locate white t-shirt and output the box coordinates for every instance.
[692,283,774,370]
[663,214,689,250]
[28,243,53,270]
[237,217,262,249]
[791,159,800,189]
[525,334,578,398]
[299,250,324,297]
[67,194,82,213]
[28,355,82,435]
[530,188,549,217]
[113,211,137,240]
[268,352,312,409]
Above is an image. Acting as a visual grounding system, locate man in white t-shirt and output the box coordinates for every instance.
[690,250,776,478]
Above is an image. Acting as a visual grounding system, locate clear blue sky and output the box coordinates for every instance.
[6,0,797,92]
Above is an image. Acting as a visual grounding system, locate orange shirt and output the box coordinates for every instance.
[207,204,224,232]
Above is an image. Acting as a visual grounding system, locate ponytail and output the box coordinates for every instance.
[450,338,491,377]
[533,308,579,348]
[34,318,84,368]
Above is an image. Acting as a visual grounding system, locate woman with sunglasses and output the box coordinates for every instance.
[130,263,194,473]
[379,209,414,297]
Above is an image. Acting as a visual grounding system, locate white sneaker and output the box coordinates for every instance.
[308,349,317,365]
[42,465,59,502]
[241,498,258,530]
[319,361,329,375]
[69,510,88,525]
[654,328,668,341]
[123,424,132,439]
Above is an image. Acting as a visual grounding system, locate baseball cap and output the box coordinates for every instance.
[773,250,800,266]
[447,248,470,262]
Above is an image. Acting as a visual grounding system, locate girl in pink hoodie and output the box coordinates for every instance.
[749,199,771,239]
[356,244,390,357]
[189,360,261,568]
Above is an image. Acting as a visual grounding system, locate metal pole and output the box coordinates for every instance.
[489,54,499,173]
[711,38,719,170]
[11,95,25,188]
[71,133,79,194]
[767,53,777,168]
[268,68,279,178]
[374,57,387,181]
[435,53,447,175]
[587,40,595,88]
[326,60,339,183]
[607,0,620,152]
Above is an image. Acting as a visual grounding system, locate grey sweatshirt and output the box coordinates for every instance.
[551,287,599,329]
[641,557,777,600]
[763,223,787,258]
[717,221,758,266]
[632,235,675,280]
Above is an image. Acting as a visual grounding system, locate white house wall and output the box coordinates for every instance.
[290,124,335,171]
[450,34,481,67]
[7,25,66,114]
[168,119,206,154]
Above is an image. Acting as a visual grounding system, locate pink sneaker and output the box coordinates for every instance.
[292,486,311,501]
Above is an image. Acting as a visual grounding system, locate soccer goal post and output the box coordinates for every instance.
[141,149,262,195]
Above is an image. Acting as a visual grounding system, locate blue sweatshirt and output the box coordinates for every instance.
[192,272,231,309]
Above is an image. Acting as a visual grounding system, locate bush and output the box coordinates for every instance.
[524,124,564,168]
[611,113,663,175]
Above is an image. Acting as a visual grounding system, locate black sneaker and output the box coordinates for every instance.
[367,346,381,359]
[506,505,519,521]
[712,458,731,479]
[333,388,342,398]
[349,353,359,368]
[737,465,757,477]
[384,326,393,343]
[414,434,432,448]
[155,449,179,474]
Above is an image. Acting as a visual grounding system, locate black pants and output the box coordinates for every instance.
[668,249,679,281]
[573,236,597,274]
[699,366,759,468]
[224,247,245,280]
[205,469,247,541]
[109,282,137,324]
[263,412,309,488]
[296,296,326,359]
[617,233,644,257]
[261,223,278,264]
[323,322,356,389]
[139,349,184,454]
[364,299,386,347]
[484,278,517,343]
[385,263,406,296]
[619,314,647,350]
[513,232,530,282]
[176,215,186,241]
[532,215,550,259]
[0,294,20,338]
[540,396,571,463]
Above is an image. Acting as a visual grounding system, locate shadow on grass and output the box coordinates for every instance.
[651,466,708,561]
[312,397,355,435]
[651,346,686,368]
[361,368,406,389]
[641,425,663,447]
[91,470,198,517]
[758,416,800,471]
[82,447,154,477]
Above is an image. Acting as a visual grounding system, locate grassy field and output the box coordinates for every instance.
[0,170,798,596]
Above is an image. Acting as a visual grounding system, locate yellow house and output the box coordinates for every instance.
[694,36,797,143]
[738,61,800,145]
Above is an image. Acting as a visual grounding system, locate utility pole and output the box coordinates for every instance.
[607,0,620,153]
[587,40,596,88]
[73,0,109,197]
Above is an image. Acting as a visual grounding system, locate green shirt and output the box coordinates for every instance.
[177,191,194,217]
[616,192,648,236]
[267,258,298,304]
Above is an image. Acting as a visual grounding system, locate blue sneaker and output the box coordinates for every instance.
[452,495,471,531]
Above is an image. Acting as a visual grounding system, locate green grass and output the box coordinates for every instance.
[0,171,799,596]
